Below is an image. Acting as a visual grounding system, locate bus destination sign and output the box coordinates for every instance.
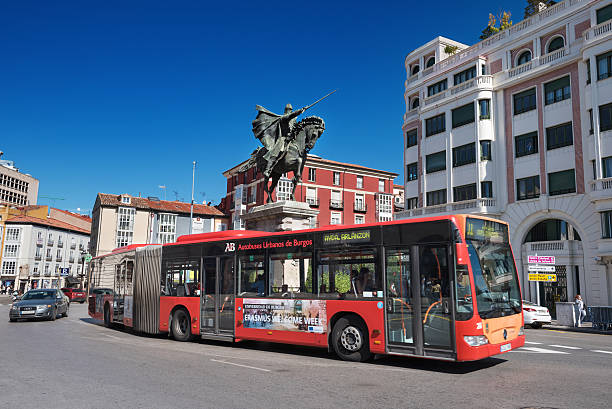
[465,218,508,243]
[322,230,371,245]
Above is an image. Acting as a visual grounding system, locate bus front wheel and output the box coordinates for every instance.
[171,309,193,342]
[332,316,371,362]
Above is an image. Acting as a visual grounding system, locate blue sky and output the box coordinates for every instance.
[0,0,525,214]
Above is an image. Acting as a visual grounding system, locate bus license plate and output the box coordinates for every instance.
[500,343,511,353]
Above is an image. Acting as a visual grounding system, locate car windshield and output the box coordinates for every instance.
[22,290,55,300]
[465,218,521,319]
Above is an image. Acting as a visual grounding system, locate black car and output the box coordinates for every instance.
[9,289,69,322]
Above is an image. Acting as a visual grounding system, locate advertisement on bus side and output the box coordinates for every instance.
[242,299,327,334]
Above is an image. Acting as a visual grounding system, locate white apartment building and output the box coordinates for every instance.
[396,0,612,315]
[0,153,39,207]
[1,216,90,292]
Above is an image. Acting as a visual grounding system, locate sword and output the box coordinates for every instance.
[302,90,336,112]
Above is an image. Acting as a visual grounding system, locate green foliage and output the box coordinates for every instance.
[306,270,351,293]
[479,11,513,40]
[444,45,459,55]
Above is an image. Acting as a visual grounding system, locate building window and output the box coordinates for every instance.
[589,109,594,134]
[249,185,257,203]
[356,176,363,189]
[305,187,317,206]
[406,162,418,181]
[547,36,564,53]
[425,57,435,68]
[425,113,446,136]
[452,143,476,167]
[427,79,447,97]
[452,103,475,128]
[546,122,573,150]
[515,131,538,157]
[330,212,341,225]
[377,194,393,221]
[427,189,447,206]
[33,263,39,274]
[426,151,446,173]
[406,197,418,209]
[1,261,16,275]
[354,193,366,212]
[411,65,420,75]
[548,169,576,196]
[121,195,131,204]
[330,190,342,209]
[480,140,492,160]
[276,178,292,201]
[602,156,612,178]
[513,88,536,115]
[158,213,177,244]
[116,207,136,248]
[479,99,490,120]
[333,172,340,186]
[4,244,18,257]
[481,181,493,198]
[453,183,477,202]
[308,168,316,182]
[516,175,540,200]
[517,50,531,66]
[354,214,365,225]
[406,129,417,147]
[600,103,612,132]
[602,211,612,238]
[5,227,20,241]
[411,98,420,109]
[544,76,570,105]
[378,179,385,192]
[453,66,476,85]
[598,51,612,81]
[597,4,612,24]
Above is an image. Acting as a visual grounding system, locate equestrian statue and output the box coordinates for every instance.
[241,91,334,203]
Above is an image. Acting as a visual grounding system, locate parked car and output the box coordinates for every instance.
[91,288,115,296]
[9,289,69,322]
[522,300,552,328]
[61,287,87,303]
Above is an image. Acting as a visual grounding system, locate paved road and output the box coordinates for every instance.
[1,302,610,409]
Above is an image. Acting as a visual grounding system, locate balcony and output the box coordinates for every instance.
[32,272,40,277]
[47,239,54,246]
[71,243,76,249]
[69,257,75,263]
[306,197,319,207]
[56,256,62,262]
[396,198,498,219]
[45,255,52,261]
[588,178,612,203]
[584,19,612,42]
[329,199,344,210]
[521,240,583,258]
[499,47,571,84]
[35,255,42,261]
[423,76,492,107]
[57,240,63,248]
[44,272,51,277]
[36,238,43,246]
[354,203,368,213]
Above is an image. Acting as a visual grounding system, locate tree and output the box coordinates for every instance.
[444,45,459,55]
[479,11,513,40]
[524,0,556,18]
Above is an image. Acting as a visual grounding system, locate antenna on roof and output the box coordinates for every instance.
[158,185,167,201]
[173,190,179,201]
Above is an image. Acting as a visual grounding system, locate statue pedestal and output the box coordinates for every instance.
[242,201,319,232]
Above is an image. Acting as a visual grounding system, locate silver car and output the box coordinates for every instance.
[9,289,69,322]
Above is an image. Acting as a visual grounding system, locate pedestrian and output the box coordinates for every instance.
[573,294,586,327]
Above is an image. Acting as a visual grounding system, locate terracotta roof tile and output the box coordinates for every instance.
[97,193,224,216]
[6,215,91,235]
[52,208,93,222]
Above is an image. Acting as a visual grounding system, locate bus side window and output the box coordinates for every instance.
[238,255,265,297]
[317,249,379,299]
[269,251,313,298]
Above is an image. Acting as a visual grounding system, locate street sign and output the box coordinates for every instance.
[528,265,556,272]
[85,254,92,263]
[60,268,70,277]
[527,255,555,264]
[528,273,557,282]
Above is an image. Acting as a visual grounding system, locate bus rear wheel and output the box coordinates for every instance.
[171,309,193,342]
[332,316,371,362]
[103,304,112,327]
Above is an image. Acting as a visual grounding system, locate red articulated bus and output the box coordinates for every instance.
[88,214,524,362]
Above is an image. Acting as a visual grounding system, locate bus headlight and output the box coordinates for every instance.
[464,335,489,346]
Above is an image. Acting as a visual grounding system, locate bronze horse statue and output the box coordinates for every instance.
[242,116,325,203]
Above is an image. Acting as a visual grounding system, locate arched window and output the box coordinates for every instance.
[426,57,435,68]
[524,219,581,242]
[547,36,565,53]
[517,50,532,66]
[412,98,420,109]
[411,65,420,76]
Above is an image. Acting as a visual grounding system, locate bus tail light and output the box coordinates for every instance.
[464,335,489,347]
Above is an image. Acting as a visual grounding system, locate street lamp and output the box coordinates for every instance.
[190,161,196,234]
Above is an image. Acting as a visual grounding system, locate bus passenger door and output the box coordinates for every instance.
[201,257,217,333]
[201,256,234,338]
[217,256,234,335]
[417,244,454,357]
[385,248,415,351]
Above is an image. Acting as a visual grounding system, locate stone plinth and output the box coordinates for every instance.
[555,302,576,326]
[241,201,319,232]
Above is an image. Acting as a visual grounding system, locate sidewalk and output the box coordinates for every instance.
[0,295,14,305]
[544,321,612,335]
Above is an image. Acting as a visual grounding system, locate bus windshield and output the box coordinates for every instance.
[465,218,521,319]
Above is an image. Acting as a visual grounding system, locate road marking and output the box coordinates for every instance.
[524,341,542,345]
[591,350,612,355]
[518,347,570,354]
[549,345,581,350]
[210,359,270,372]
[104,334,121,340]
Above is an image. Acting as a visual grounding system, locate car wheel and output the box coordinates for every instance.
[104,304,112,327]
[530,322,542,329]
[64,306,69,318]
[171,309,193,342]
[9,317,16,322]
[51,307,57,321]
[80,300,85,304]
[332,315,371,362]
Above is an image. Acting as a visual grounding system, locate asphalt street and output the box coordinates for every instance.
[0,302,610,409]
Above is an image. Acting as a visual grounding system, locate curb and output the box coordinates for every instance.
[543,325,612,335]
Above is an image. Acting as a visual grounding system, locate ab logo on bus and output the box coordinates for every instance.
[225,242,235,252]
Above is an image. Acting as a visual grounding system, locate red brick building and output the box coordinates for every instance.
[221,155,398,230]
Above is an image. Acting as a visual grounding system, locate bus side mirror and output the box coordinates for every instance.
[455,244,468,265]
